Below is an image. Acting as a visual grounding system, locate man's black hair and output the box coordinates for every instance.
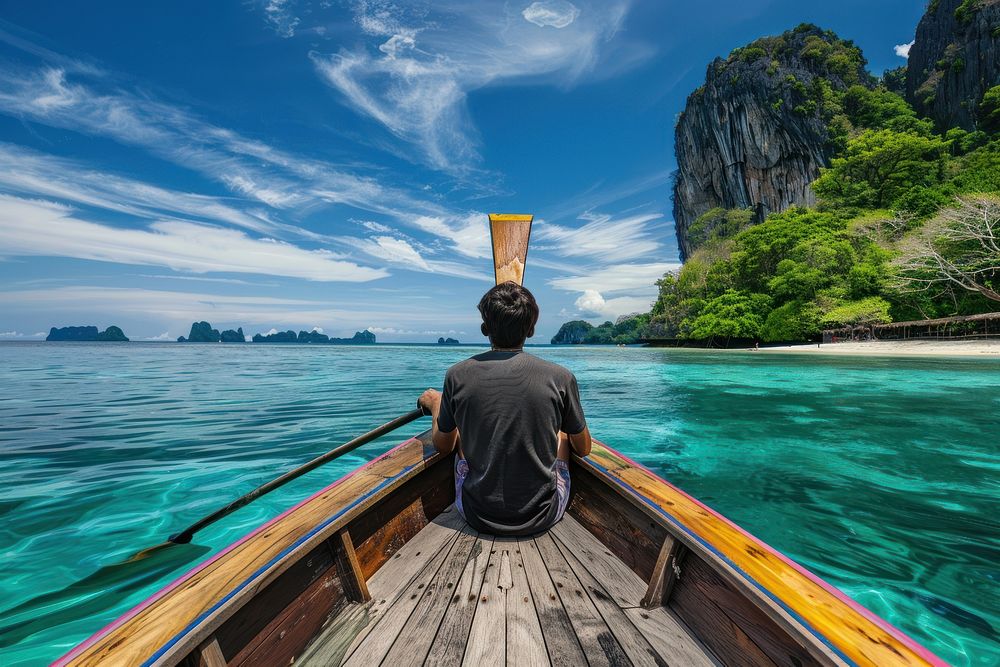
[478,281,539,348]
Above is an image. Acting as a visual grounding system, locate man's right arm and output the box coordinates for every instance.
[567,426,592,457]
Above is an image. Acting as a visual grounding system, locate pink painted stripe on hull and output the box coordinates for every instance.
[53,437,420,667]
[596,441,947,667]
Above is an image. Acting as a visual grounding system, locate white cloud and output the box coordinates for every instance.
[311,0,634,172]
[145,332,173,341]
[894,41,914,59]
[310,326,324,333]
[0,331,24,338]
[573,289,653,320]
[522,1,580,28]
[0,143,277,234]
[361,220,393,233]
[264,0,300,38]
[0,194,388,282]
[548,262,678,293]
[367,326,466,336]
[534,212,664,262]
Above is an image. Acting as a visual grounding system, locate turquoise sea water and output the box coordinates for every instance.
[0,343,997,666]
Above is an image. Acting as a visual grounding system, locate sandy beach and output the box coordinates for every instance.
[750,339,1000,357]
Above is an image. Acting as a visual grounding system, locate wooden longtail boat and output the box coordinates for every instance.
[58,216,945,667]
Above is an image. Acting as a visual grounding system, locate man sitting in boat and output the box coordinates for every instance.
[418,282,592,535]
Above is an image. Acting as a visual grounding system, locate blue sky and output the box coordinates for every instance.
[0,0,925,342]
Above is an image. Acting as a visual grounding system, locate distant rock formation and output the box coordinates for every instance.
[672,24,872,258]
[46,325,129,342]
[178,321,221,343]
[220,327,245,343]
[332,330,376,345]
[437,337,460,345]
[251,329,377,344]
[551,320,593,345]
[252,330,297,343]
[905,0,1000,131]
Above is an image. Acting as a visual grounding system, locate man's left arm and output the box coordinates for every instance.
[418,387,459,454]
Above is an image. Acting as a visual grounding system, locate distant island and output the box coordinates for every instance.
[252,329,376,344]
[46,325,129,342]
[175,321,376,344]
[437,337,460,345]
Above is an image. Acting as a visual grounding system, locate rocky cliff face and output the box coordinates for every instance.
[672,25,871,259]
[906,0,1000,131]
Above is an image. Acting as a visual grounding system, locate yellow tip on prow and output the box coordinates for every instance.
[488,213,534,223]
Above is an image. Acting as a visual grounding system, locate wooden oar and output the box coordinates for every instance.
[489,213,533,285]
[127,407,427,561]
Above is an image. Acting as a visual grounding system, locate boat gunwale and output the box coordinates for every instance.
[579,440,947,667]
[56,433,445,667]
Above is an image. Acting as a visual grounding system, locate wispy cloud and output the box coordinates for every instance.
[894,41,914,59]
[0,286,473,333]
[522,1,581,29]
[0,143,276,234]
[0,194,388,282]
[548,261,679,293]
[534,211,665,262]
[263,0,300,38]
[311,0,638,172]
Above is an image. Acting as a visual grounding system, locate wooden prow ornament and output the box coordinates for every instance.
[489,213,533,286]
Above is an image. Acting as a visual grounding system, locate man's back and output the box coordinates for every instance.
[437,350,585,535]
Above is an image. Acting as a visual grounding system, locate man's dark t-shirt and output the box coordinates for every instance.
[436,350,586,535]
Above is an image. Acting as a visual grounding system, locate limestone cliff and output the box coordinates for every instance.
[906,0,1000,131]
[672,24,871,258]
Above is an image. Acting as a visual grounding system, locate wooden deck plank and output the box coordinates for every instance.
[533,532,630,667]
[580,442,942,667]
[342,520,468,666]
[298,506,466,666]
[501,537,548,667]
[550,515,648,607]
[623,607,721,667]
[550,524,664,667]
[518,536,587,667]
[382,526,480,667]
[298,509,465,666]
[462,542,507,667]
[425,533,494,667]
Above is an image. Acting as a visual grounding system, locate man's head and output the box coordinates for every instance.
[478,282,539,348]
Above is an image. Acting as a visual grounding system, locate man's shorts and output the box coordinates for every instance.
[453,456,571,529]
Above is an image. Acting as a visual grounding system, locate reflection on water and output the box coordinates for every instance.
[0,343,997,665]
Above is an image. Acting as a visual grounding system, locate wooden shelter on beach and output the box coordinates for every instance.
[822,311,1000,343]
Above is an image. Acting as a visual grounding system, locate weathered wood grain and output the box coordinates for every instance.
[640,536,686,609]
[488,214,532,286]
[343,523,467,666]
[349,452,455,580]
[579,441,944,667]
[623,607,720,667]
[179,636,226,667]
[424,532,494,666]
[518,536,587,667]
[534,532,630,667]
[566,463,666,583]
[382,526,479,667]
[214,540,336,660]
[462,543,508,666]
[551,515,648,607]
[335,530,370,602]
[59,433,444,667]
[500,538,547,667]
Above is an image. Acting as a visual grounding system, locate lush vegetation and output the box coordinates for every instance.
[556,37,999,345]
[640,81,1000,344]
